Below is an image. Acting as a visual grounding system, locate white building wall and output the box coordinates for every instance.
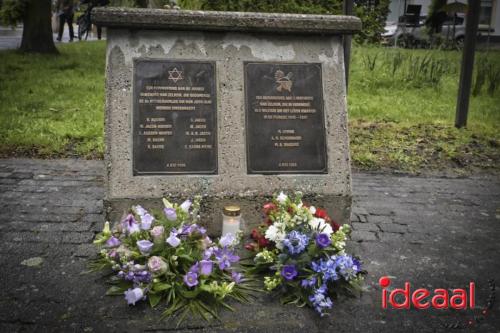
[387,0,432,23]
[493,0,500,36]
[386,0,500,37]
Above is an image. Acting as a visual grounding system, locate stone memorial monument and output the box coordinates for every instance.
[93,8,361,234]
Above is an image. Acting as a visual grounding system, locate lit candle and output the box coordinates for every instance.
[222,205,241,237]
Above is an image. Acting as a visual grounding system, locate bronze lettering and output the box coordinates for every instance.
[133,60,217,175]
[245,62,327,174]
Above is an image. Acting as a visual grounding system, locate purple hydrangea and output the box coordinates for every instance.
[140,213,154,230]
[214,247,240,270]
[315,233,331,249]
[166,229,181,247]
[109,249,119,260]
[219,233,236,247]
[136,240,154,255]
[199,260,213,276]
[283,231,309,255]
[122,270,152,284]
[179,223,199,235]
[231,271,243,284]
[183,271,198,287]
[281,264,298,281]
[189,262,200,274]
[106,236,121,248]
[124,287,144,305]
[180,199,192,212]
[122,214,140,234]
[134,205,146,217]
[203,247,214,260]
[164,208,177,221]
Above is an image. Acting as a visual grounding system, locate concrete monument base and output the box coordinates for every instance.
[93,8,361,233]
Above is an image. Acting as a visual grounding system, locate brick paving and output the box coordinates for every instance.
[0,159,499,332]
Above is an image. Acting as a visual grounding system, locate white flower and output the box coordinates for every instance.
[297,202,303,209]
[276,192,288,204]
[265,224,286,247]
[180,199,192,213]
[134,205,146,217]
[309,206,316,215]
[309,217,333,236]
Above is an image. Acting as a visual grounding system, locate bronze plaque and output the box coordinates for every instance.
[133,60,217,175]
[245,62,327,174]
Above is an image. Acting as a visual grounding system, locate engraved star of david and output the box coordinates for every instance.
[168,67,184,83]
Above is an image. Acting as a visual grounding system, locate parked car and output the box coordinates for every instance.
[382,15,466,48]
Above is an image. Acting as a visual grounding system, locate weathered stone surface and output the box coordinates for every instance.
[92,8,362,35]
[2,159,500,332]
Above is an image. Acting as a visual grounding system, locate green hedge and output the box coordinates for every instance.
[198,0,390,43]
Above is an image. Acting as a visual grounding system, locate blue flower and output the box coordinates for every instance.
[106,236,121,248]
[199,260,213,276]
[308,284,333,316]
[122,214,140,234]
[334,255,361,280]
[214,247,240,270]
[166,228,181,247]
[183,271,198,287]
[231,271,243,284]
[300,276,317,288]
[124,287,144,305]
[136,240,154,255]
[121,270,152,284]
[311,257,339,282]
[315,233,331,249]
[282,231,309,255]
[281,264,298,281]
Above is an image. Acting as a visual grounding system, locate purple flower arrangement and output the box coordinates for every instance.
[92,196,252,324]
[248,192,365,317]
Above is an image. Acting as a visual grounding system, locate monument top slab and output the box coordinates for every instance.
[92,8,361,35]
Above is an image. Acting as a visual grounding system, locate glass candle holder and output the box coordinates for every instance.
[222,205,241,237]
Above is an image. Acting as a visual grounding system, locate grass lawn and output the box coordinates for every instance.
[348,46,500,173]
[0,41,499,174]
[0,42,105,158]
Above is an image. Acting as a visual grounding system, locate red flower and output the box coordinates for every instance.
[264,218,273,226]
[331,220,340,232]
[251,228,260,240]
[257,236,269,248]
[315,208,328,219]
[263,202,277,215]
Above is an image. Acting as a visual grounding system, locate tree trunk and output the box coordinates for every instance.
[20,0,58,54]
